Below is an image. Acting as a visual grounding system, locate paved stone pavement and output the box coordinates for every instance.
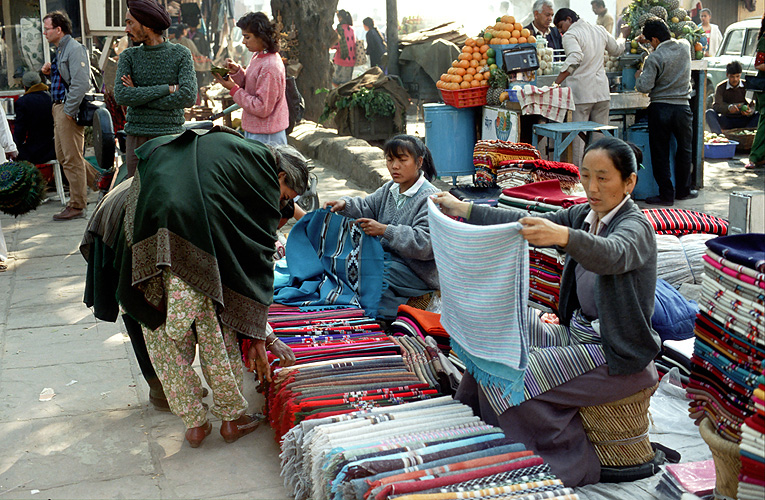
[0,139,761,498]
[0,162,368,500]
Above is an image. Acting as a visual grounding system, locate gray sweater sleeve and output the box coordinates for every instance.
[383,196,434,261]
[470,203,654,274]
[339,185,386,219]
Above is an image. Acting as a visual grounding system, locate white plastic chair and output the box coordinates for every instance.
[42,160,68,206]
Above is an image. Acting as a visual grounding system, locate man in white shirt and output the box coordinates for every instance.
[553,8,624,166]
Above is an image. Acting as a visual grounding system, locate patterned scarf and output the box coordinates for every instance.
[428,198,529,405]
[274,209,386,317]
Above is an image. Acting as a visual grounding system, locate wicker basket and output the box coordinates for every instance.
[699,417,740,498]
[406,291,441,310]
[579,383,658,467]
[723,128,756,153]
[440,87,488,108]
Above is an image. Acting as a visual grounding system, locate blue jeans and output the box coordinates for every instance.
[647,103,694,201]
[243,129,287,145]
[705,109,759,134]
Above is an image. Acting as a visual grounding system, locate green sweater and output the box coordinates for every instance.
[114,42,197,137]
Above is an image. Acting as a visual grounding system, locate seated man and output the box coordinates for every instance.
[706,61,758,134]
[13,71,56,165]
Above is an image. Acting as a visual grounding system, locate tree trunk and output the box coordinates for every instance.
[272,0,339,122]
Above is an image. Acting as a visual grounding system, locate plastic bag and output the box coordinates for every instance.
[425,293,442,314]
[649,367,698,436]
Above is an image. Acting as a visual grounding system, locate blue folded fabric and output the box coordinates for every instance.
[651,278,698,341]
[273,209,386,317]
[706,233,765,273]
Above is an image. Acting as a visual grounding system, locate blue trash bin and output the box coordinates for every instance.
[423,103,477,184]
[627,122,676,200]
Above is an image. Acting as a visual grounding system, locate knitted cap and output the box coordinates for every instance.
[22,71,41,88]
[127,0,172,31]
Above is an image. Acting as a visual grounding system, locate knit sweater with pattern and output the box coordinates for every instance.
[339,179,440,289]
[114,41,197,137]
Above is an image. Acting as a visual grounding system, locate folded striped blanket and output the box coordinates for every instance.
[427,198,528,404]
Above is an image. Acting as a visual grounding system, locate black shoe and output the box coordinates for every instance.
[644,196,673,206]
[675,190,699,201]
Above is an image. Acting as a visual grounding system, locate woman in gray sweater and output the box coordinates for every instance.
[432,136,660,487]
[325,135,439,320]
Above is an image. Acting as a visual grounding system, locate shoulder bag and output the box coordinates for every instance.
[354,40,367,66]
[746,42,765,92]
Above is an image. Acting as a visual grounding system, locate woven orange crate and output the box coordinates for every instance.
[440,86,488,108]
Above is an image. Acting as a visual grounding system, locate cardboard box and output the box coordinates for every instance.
[481,106,519,142]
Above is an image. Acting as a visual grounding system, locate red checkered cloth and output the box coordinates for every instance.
[518,85,575,123]
[642,208,728,236]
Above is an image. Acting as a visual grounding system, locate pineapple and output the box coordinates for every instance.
[638,13,658,28]
[669,8,687,22]
[487,70,509,106]
[649,6,668,20]
[663,0,679,10]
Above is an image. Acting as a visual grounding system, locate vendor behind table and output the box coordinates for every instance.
[553,8,625,167]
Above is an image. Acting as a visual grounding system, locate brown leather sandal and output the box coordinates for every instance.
[220,413,265,443]
[185,420,212,448]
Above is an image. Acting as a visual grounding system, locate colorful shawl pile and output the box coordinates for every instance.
[738,370,765,500]
[687,234,765,444]
[528,247,565,313]
[273,209,387,317]
[427,198,528,404]
[642,208,728,236]
[494,159,581,193]
[278,397,571,500]
[473,140,540,187]
[390,304,450,352]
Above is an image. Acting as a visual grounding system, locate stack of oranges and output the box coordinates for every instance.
[436,15,538,91]
[484,15,536,45]
[436,38,491,90]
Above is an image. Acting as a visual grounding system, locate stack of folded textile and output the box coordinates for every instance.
[655,234,716,289]
[390,304,450,352]
[279,397,576,500]
[529,247,565,313]
[738,370,765,500]
[493,159,581,193]
[687,234,764,445]
[242,306,389,368]
[656,338,694,384]
[498,179,587,214]
[266,355,443,440]
[473,141,540,187]
[642,208,728,237]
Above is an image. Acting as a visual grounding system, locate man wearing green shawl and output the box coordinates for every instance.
[81,127,308,448]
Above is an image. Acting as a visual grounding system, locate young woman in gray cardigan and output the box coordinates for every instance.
[325,135,440,320]
[432,136,660,488]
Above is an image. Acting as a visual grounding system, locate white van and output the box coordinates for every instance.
[704,18,760,107]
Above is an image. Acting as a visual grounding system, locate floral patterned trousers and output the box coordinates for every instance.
[141,271,248,429]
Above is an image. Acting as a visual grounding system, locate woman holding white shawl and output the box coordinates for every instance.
[431,136,660,487]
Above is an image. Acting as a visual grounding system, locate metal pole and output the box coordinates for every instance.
[386,0,399,75]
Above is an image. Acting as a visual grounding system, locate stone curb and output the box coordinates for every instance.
[288,122,451,192]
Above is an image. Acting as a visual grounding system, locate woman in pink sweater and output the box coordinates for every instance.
[331,10,356,87]
[214,12,289,145]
